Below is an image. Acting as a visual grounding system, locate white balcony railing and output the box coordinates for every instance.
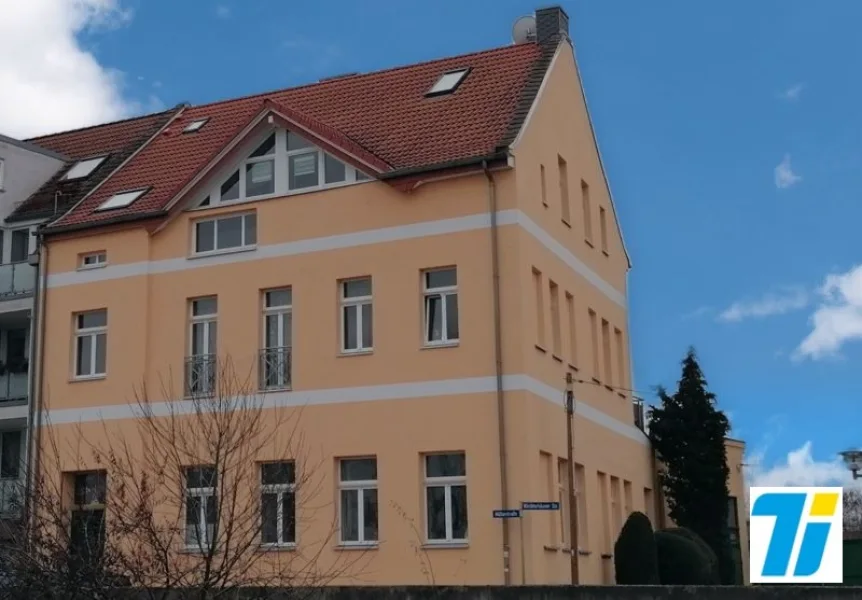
[0,262,35,298]
[0,373,27,402]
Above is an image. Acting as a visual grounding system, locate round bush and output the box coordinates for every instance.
[664,527,720,584]
[655,529,713,585]
[614,511,659,584]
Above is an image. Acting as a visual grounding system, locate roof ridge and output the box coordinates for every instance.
[25,106,182,143]
[187,42,536,112]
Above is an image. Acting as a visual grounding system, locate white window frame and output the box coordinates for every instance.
[73,310,107,379]
[78,251,107,270]
[422,268,459,346]
[183,118,209,134]
[189,298,217,357]
[191,212,257,256]
[261,289,292,390]
[260,462,296,547]
[62,155,108,181]
[190,129,372,211]
[338,458,378,546]
[427,68,470,96]
[0,158,5,190]
[95,188,148,212]
[185,467,216,550]
[424,453,468,544]
[340,277,372,353]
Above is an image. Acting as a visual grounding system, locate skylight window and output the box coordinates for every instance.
[95,189,148,212]
[63,156,108,180]
[426,68,470,97]
[183,118,209,134]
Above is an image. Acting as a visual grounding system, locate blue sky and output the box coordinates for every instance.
[3,0,861,486]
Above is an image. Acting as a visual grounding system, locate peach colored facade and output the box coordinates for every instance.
[35,38,747,585]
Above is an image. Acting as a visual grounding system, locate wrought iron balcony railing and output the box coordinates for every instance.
[185,354,217,397]
[259,347,292,391]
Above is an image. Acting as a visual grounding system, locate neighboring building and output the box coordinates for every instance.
[0,134,66,529]
[0,111,180,530]
[31,6,748,586]
[725,438,749,584]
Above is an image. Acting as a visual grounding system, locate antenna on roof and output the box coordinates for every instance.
[511,15,537,44]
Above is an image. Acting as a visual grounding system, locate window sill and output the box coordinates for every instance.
[617,392,627,400]
[604,384,613,392]
[591,377,601,385]
[178,546,214,555]
[542,202,548,209]
[563,547,592,557]
[422,541,468,549]
[421,341,459,350]
[260,386,292,393]
[567,363,579,372]
[585,238,594,249]
[543,544,559,553]
[70,374,106,383]
[77,264,108,272]
[552,353,563,363]
[334,543,378,551]
[257,543,296,552]
[601,250,609,257]
[188,246,257,260]
[338,349,373,358]
[600,553,612,560]
[534,343,547,354]
[561,219,571,229]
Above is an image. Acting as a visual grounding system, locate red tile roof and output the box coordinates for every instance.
[8,110,179,223]
[47,42,544,231]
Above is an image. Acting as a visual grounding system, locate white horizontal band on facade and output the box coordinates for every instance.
[46,210,626,308]
[42,374,647,445]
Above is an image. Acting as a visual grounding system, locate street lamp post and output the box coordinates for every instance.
[565,373,580,585]
[840,449,862,480]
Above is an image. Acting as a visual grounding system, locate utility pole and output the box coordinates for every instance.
[565,372,580,584]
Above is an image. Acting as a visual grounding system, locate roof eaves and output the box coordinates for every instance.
[379,151,509,181]
[41,210,168,237]
[0,133,69,162]
[49,105,186,229]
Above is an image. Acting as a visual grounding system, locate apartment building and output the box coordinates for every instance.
[29,6,747,585]
[0,111,179,532]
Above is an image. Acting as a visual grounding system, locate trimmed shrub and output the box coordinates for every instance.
[614,511,659,584]
[654,529,713,585]
[664,527,720,584]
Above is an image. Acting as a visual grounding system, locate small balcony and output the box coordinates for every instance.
[0,372,27,404]
[633,398,646,431]
[184,354,216,397]
[259,347,291,391]
[0,263,35,299]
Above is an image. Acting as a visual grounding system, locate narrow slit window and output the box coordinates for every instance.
[426,69,470,96]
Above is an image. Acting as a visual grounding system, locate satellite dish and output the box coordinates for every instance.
[512,15,537,44]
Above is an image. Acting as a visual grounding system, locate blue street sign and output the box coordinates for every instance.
[521,501,560,511]
[493,509,521,518]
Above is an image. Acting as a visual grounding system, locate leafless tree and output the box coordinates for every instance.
[5,357,367,599]
[845,488,862,538]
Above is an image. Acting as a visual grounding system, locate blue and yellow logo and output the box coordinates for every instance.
[749,486,843,583]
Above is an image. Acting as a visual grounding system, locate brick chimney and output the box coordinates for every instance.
[535,6,569,47]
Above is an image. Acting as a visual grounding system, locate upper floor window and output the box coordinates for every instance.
[193,212,257,255]
[340,277,372,353]
[260,289,292,391]
[193,129,372,209]
[187,298,217,396]
[9,229,28,263]
[79,251,107,270]
[63,156,107,181]
[74,310,107,379]
[423,267,459,346]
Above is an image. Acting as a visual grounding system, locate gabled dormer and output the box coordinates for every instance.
[190,128,372,210]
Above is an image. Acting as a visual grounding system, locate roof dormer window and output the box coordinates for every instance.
[183,118,209,134]
[426,68,470,97]
[63,155,108,180]
[95,188,148,212]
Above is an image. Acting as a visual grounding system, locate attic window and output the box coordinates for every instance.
[426,68,470,97]
[183,119,209,134]
[63,156,108,180]
[95,188,148,212]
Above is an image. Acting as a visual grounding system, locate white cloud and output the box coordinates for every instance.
[775,154,802,189]
[215,5,231,19]
[718,286,808,322]
[795,264,862,360]
[778,83,804,102]
[0,0,140,139]
[747,442,851,488]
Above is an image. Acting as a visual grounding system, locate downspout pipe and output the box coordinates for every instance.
[24,236,48,539]
[483,161,510,584]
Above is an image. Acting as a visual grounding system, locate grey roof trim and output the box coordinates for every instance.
[0,133,68,162]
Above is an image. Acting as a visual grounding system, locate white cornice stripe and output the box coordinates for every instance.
[42,374,647,445]
[46,210,626,307]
